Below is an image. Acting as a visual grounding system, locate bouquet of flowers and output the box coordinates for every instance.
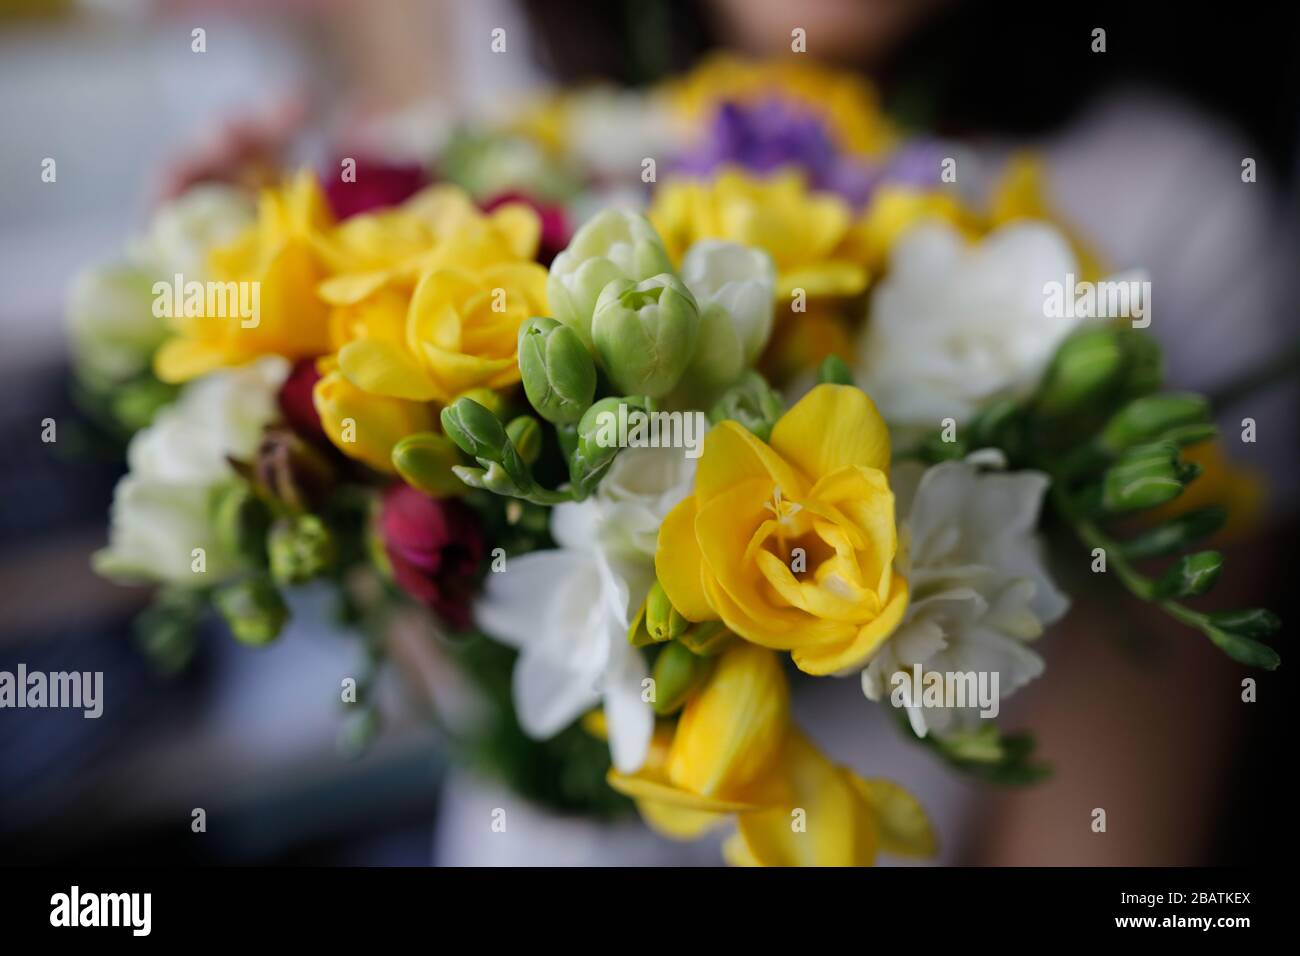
[70,56,1281,866]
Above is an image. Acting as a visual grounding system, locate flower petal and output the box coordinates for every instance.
[770,384,890,479]
[338,337,440,401]
[791,575,909,675]
[654,495,715,622]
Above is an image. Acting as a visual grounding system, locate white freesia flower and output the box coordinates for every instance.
[856,220,1094,427]
[680,240,777,390]
[861,451,1069,738]
[67,185,255,387]
[546,209,674,348]
[476,441,700,773]
[95,357,288,584]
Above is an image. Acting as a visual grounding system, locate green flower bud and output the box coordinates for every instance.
[506,416,543,465]
[1101,442,1185,512]
[517,317,596,424]
[268,514,337,585]
[1205,627,1280,670]
[651,640,713,716]
[816,354,855,386]
[708,370,784,442]
[1120,506,1226,561]
[1208,607,1281,639]
[1152,550,1223,599]
[547,209,673,347]
[677,619,734,657]
[392,432,465,497]
[571,395,653,491]
[214,577,288,646]
[212,481,271,568]
[645,580,687,643]
[1035,328,1125,416]
[592,274,701,398]
[441,398,510,461]
[1099,393,1210,453]
[454,387,508,419]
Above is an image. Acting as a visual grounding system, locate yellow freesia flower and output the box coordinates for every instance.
[602,643,934,866]
[315,186,544,407]
[847,184,983,274]
[656,384,908,676]
[650,167,870,299]
[334,258,547,405]
[665,53,897,158]
[312,362,435,473]
[154,171,336,383]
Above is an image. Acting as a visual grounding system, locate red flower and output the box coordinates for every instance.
[380,485,486,630]
[481,191,571,265]
[324,158,428,219]
[278,358,328,445]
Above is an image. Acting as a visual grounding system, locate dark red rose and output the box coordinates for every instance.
[324,158,428,219]
[380,484,486,630]
[481,191,571,265]
[278,358,328,445]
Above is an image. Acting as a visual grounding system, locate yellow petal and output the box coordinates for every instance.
[735,731,879,867]
[666,643,790,799]
[696,420,807,505]
[313,368,434,472]
[791,575,909,676]
[153,336,229,384]
[636,800,727,841]
[338,338,439,401]
[847,776,938,858]
[607,769,760,813]
[654,495,715,623]
[770,384,890,480]
[486,202,542,260]
[722,831,761,867]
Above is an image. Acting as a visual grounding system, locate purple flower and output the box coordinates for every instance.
[675,100,880,205]
[673,100,950,208]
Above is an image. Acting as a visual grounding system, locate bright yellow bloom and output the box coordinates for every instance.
[318,187,545,407]
[603,643,934,866]
[312,362,435,473]
[650,167,870,299]
[154,172,336,383]
[656,384,908,676]
[665,53,897,158]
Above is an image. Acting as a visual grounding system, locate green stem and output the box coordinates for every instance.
[1049,481,1221,644]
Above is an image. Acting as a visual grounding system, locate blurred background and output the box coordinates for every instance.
[1,0,1295,865]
